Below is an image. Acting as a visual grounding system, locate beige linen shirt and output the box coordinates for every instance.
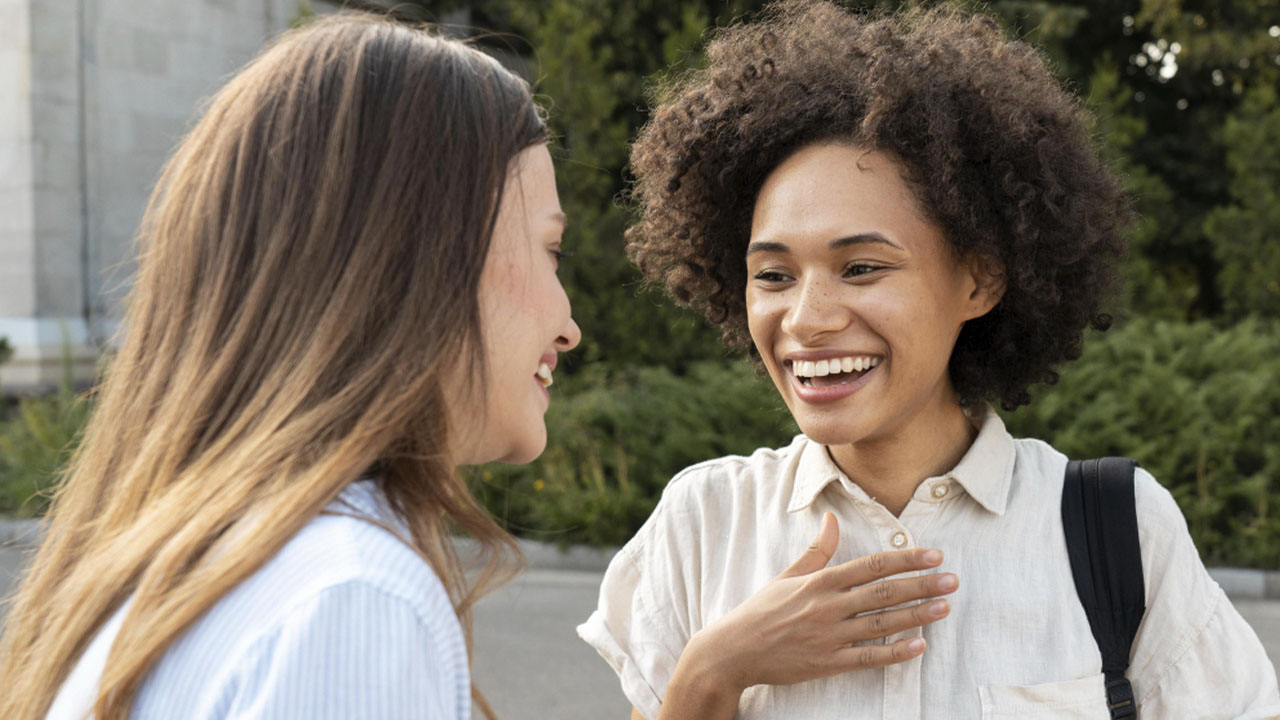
[578,409,1280,719]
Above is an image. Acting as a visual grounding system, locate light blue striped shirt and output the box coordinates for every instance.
[47,480,471,719]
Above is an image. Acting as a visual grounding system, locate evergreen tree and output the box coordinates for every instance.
[1204,78,1280,319]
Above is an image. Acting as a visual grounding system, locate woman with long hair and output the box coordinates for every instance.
[0,13,578,719]
[581,2,1278,718]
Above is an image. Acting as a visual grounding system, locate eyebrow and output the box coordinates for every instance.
[745,232,903,255]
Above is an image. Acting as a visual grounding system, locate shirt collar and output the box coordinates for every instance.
[787,437,845,513]
[946,406,1016,516]
[786,405,1016,516]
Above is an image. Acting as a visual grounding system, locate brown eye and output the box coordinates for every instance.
[844,263,881,278]
[753,270,792,283]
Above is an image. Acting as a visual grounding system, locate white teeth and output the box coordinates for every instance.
[791,355,881,378]
[536,362,553,388]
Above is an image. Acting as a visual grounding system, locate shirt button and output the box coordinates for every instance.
[932,484,949,499]
[891,531,907,548]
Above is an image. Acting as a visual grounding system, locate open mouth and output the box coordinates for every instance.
[535,362,554,389]
[789,355,880,388]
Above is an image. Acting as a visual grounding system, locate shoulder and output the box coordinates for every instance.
[650,435,809,519]
[1011,436,1188,551]
[137,489,469,718]
[236,482,463,651]
[222,578,467,719]
[1008,435,1069,484]
[271,506,451,611]
[614,435,809,567]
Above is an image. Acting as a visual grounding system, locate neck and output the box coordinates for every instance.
[827,397,978,517]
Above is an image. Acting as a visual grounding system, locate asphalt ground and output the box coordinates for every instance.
[2,542,1277,719]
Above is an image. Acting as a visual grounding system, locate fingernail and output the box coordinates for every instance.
[921,549,942,565]
[929,600,949,616]
[908,638,925,652]
[936,573,958,591]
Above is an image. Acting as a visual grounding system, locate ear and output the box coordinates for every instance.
[960,254,1005,321]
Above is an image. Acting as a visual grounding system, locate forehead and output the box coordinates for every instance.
[508,143,560,215]
[750,143,933,246]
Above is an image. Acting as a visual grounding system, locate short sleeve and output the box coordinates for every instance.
[578,485,709,720]
[1129,468,1280,717]
[226,580,469,720]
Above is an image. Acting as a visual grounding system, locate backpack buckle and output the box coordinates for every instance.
[1105,676,1137,719]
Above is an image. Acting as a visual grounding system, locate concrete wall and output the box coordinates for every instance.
[0,0,341,389]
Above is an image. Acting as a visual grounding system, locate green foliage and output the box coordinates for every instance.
[469,360,797,547]
[1084,60,1184,318]
[4,2,1276,576]
[0,371,92,519]
[1004,318,1280,569]
[457,0,769,373]
[291,0,317,28]
[1204,78,1280,320]
[428,0,1280,339]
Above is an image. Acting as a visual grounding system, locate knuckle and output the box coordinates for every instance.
[857,646,879,668]
[864,553,887,576]
[799,573,824,594]
[890,641,909,662]
[800,598,823,620]
[872,580,895,604]
[867,611,887,635]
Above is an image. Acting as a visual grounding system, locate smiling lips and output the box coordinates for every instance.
[790,355,880,385]
[783,354,881,402]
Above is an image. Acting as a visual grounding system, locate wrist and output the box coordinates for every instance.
[674,628,749,698]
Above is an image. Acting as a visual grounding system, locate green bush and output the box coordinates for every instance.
[473,319,1278,569]
[1004,317,1280,569]
[469,360,798,547]
[2,322,1275,568]
[0,377,92,519]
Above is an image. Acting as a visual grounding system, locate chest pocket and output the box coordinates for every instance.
[979,672,1110,719]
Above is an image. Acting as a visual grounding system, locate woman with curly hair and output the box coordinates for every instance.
[579,2,1278,718]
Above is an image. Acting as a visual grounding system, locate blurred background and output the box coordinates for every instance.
[1,0,1278,574]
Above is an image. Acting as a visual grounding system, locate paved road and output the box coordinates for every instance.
[473,569,630,718]
[3,542,1278,719]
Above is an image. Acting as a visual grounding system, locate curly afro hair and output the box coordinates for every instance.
[626,0,1132,410]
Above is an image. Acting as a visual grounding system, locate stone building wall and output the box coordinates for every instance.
[0,0,342,388]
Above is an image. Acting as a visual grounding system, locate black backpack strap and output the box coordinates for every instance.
[1061,457,1146,720]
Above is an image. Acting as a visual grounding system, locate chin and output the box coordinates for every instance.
[497,434,547,465]
[796,424,862,447]
[789,407,875,447]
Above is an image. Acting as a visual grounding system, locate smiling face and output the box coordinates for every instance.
[452,143,581,466]
[746,143,1000,450]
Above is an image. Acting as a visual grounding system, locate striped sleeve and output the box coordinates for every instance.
[224,579,467,719]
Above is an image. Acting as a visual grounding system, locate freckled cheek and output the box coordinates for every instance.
[864,289,951,373]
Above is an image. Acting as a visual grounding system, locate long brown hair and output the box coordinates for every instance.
[0,13,544,718]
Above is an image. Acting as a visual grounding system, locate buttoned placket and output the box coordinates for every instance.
[849,477,956,720]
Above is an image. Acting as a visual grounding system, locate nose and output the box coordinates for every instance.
[555,316,582,352]
[780,276,849,341]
